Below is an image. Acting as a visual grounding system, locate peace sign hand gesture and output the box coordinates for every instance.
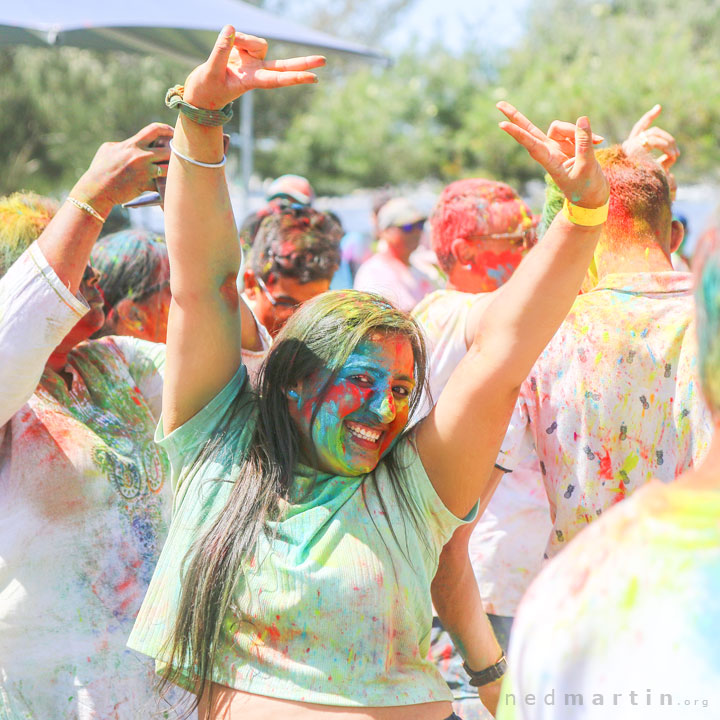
[622,104,679,173]
[184,25,326,110]
[497,101,609,211]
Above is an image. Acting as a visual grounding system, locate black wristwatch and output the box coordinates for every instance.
[463,655,508,687]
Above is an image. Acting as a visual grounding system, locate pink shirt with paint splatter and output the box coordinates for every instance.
[354,251,440,312]
[0,244,177,719]
[498,272,712,559]
[498,480,720,719]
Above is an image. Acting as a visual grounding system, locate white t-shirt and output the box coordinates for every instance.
[0,244,179,719]
[239,307,273,384]
[498,272,712,559]
[498,480,720,719]
[413,289,551,616]
[354,251,439,312]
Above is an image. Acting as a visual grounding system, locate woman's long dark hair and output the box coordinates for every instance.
[158,291,431,717]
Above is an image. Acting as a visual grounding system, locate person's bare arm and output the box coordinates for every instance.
[432,470,506,716]
[417,105,609,518]
[161,27,324,432]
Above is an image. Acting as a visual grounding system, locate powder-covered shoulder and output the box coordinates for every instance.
[110,336,166,420]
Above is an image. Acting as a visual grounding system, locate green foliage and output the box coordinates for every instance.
[3,0,720,196]
[0,46,182,195]
[493,0,720,184]
[269,0,720,191]
[271,45,497,194]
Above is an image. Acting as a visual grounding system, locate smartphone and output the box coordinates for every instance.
[122,133,230,209]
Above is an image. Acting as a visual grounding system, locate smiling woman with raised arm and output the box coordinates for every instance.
[127,26,609,720]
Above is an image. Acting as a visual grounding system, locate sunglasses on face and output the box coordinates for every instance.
[256,276,301,311]
[398,220,425,233]
[468,227,537,249]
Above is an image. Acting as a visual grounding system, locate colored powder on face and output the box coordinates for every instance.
[476,248,525,290]
[430,178,534,273]
[296,334,414,477]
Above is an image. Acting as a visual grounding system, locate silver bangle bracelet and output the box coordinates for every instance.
[169,139,227,169]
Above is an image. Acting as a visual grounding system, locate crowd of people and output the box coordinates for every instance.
[0,25,718,720]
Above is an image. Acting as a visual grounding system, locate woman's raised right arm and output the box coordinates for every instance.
[162,27,324,432]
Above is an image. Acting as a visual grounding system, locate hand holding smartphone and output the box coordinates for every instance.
[123,133,230,209]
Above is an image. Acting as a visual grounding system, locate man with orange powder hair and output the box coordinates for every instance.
[496,145,712,564]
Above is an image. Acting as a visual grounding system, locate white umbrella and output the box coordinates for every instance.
[0,0,383,208]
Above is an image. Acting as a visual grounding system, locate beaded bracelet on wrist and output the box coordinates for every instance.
[165,85,234,127]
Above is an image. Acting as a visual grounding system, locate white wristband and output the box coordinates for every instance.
[169,139,227,169]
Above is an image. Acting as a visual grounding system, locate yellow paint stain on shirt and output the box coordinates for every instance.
[621,576,639,611]
[621,453,640,476]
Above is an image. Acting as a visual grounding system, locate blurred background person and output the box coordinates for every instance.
[354,196,439,311]
[91,228,170,342]
[329,188,393,290]
[243,203,343,337]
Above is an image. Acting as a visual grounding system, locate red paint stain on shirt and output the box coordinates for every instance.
[598,446,613,480]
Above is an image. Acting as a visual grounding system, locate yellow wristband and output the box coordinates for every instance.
[562,198,609,226]
[67,196,106,224]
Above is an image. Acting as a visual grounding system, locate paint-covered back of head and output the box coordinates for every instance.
[540,146,673,251]
[694,231,720,413]
[0,192,58,277]
[596,145,672,244]
[430,178,534,272]
[90,229,168,313]
[249,205,342,284]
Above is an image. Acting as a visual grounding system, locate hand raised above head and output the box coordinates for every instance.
[622,103,679,173]
[183,25,326,110]
[73,122,174,216]
[497,101,609,210]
